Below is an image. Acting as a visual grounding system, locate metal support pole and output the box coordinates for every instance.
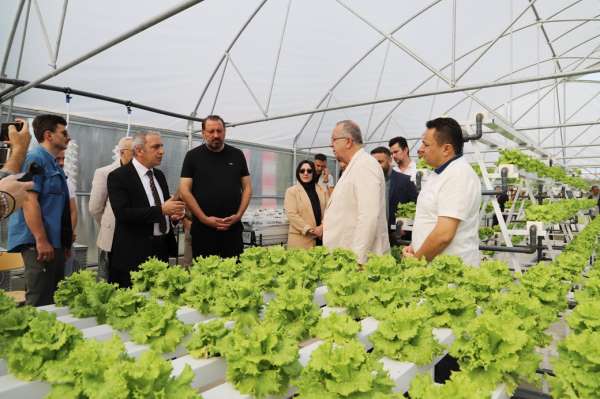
[228,66,600,127]
[191,0,269,115]
[51,0,69,68]
[292,146,297,186]
[455,0,539,83]
[210,54,229,115]
[0,0,26,79]
[6,0,31,121]
[228,55,267,116]
[0,78,206,123]
[186,116,194,150]
[265,0,292,114]
[366,40,391,134]
[0,0,206,101]
[32,0,54,64]
[451,0,456,86]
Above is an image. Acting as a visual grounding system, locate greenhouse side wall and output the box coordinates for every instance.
[0,107,333,265]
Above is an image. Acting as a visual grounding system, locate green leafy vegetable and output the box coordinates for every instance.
[264,287,320,340]
[106,288,148,331]
[295,339,395,398]
[449,311,540,393]
[130,300,190,353]
[325,270,369,319]
[186,319,229,359]
[219,321,301,398]
[151,266,190,304]
[130,257,169,292]
[396,202,416,219]
[310,312,361,343]
[7,310,83,380]
[370,304,444,365]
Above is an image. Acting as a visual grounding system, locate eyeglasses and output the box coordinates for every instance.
[330,136,349,146]
[300,168,313,174]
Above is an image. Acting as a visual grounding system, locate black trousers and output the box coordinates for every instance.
[191,222,243,259]
[21,246,66,306]
[109,235,170,288]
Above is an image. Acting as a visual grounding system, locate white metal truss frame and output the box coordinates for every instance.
[0,0,206,102]
[0,0,599,164]
[285,0,599,151]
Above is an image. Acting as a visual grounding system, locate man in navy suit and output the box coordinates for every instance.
[371,146,417,245]
[107,131,185,288]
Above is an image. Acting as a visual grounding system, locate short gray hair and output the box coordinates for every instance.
[117,136,133,150]
[335,120,363,144]
[132,131,160,152]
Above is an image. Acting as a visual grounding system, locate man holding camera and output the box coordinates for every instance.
[8,114,72,306]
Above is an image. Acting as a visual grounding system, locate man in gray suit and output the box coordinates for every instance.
[89,137,133,280]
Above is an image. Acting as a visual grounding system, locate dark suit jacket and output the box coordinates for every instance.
[388,170,418,228]
[107,162,177,277]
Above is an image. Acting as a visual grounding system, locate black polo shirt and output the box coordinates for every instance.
[181,144,250,218]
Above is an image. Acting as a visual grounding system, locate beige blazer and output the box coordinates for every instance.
[322,148,390,263]
[89,161,121,252]
[284,183,328,249]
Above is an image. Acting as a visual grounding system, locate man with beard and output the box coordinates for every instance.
[370,146,417,245]
[8,114,73,306]
[179,115,252,258]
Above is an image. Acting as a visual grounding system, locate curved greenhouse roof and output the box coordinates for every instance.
[1,0,600,174]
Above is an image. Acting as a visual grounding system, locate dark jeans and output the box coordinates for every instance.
[21,246,66,306]
[191,223,243,259]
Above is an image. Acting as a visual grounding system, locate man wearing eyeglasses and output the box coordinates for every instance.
[322,120,390,264]
[8,114,73,306]
[179,115,252,259]
[89,136,133,281]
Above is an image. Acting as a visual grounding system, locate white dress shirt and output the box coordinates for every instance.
[393,159,417,183]
[132,158,170,236]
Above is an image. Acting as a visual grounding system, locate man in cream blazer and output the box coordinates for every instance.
[323,120,390,264]
[89,137,133,280]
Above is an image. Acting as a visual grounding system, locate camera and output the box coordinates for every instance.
[17,162,44,182]
[0,121,24,142]
[0,121,24,168]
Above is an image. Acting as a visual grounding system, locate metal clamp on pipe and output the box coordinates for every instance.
[479,224,538,254]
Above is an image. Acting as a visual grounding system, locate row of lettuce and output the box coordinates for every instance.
[2,216,600,398]
[497,149,589,190]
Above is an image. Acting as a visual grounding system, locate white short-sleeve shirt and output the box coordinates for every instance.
[412,156,481,267]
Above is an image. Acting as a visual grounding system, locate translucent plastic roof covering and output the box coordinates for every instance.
[1,0,599,174]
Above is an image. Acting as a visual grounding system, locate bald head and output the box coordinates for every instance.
[118,137,133,165]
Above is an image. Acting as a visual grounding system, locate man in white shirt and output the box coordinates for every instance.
[389,136,417,183]
[89,137,133,280]
[323,120,390,264]
[314,153,334,194]
[403,117,481,266]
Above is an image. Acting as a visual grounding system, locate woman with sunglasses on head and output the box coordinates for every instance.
[284,160,329,249]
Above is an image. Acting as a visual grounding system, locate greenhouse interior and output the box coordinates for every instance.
[1,0,600,398]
